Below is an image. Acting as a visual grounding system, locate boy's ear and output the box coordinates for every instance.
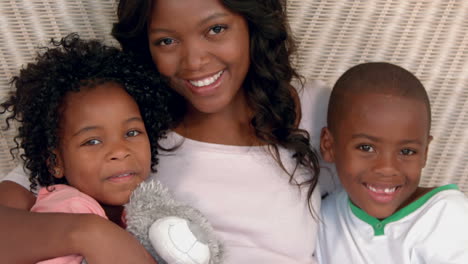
[423,135,433,167]
[48,149,64,179]
[320,127,335,163]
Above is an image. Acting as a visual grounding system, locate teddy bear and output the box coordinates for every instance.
[124,180,224,264]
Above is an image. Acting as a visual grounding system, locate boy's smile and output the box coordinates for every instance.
[321,92,432,219]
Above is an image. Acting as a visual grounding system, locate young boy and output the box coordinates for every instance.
[317,62,468,263]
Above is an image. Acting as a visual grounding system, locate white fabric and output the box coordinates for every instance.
[1,81,332,264]
[317,186,468,264]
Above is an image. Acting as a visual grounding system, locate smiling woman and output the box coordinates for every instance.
[147,0,251,122]
[110,1,324,263]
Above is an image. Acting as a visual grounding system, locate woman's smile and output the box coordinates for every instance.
[184,70,225,96]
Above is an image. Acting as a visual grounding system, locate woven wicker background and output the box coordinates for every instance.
[0,0,467,194]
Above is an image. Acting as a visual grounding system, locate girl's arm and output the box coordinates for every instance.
[0,182,156,264]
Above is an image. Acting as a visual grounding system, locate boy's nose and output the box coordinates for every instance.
[373,154,399,177]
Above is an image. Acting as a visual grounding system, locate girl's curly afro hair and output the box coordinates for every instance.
[0,33,173,191]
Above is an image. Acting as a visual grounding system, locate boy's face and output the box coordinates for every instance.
[321,92,432,219]
[54,82,151,205]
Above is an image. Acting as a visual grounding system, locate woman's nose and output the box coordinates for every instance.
[180,40,209,72]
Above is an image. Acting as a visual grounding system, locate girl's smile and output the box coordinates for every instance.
[105,170,138,183]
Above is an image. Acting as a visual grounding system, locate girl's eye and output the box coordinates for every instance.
[401,148,416,156]
[126,130,141,137]
[157,38,176,46]
[83,139,101,146]
[358,144,374,152]
[208,25,227,35]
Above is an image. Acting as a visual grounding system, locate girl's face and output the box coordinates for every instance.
[148,0,250,116]
[54,82,151,206]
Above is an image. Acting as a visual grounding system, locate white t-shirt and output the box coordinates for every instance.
[2,80,333,264]
[317,185,468,264]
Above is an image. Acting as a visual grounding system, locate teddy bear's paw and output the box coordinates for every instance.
[149,216,211,264]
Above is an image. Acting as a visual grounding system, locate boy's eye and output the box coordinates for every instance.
[358,144,374,152]
[208,25,227,35]
[126,130,141,137]
[83,139,101,146]
[400,148,416,155]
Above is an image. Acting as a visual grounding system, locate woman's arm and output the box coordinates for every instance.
[0,180,36,209]
[0,182,155,264]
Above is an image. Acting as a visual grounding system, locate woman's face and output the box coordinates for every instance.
[147,0,250,116]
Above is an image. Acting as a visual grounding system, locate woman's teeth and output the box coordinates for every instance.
[189,70,223,87]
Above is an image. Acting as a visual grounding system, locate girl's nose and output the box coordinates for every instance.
[107,141,131,161]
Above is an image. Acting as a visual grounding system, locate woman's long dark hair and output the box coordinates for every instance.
[112,0,320,204]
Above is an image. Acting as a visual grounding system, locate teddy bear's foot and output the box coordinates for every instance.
[149,216,211,264]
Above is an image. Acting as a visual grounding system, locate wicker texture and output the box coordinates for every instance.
[0,0,467,194]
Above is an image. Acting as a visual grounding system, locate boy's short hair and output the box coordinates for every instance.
[327,62,431,133]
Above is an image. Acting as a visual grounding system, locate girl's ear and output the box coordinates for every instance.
[320,127,335,163]
[49,149,65,179]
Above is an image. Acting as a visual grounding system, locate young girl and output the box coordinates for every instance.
[0,1,331,263]
[1,34,171,264]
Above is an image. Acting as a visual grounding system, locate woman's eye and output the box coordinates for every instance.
[358,144,374,152]
[83,139,101,146]
[208,25,227,35]
[401,148,416,156]
[126,130,141,137]
[157,38,175,46]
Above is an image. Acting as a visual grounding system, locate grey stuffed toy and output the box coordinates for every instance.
[124,180,224,264]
